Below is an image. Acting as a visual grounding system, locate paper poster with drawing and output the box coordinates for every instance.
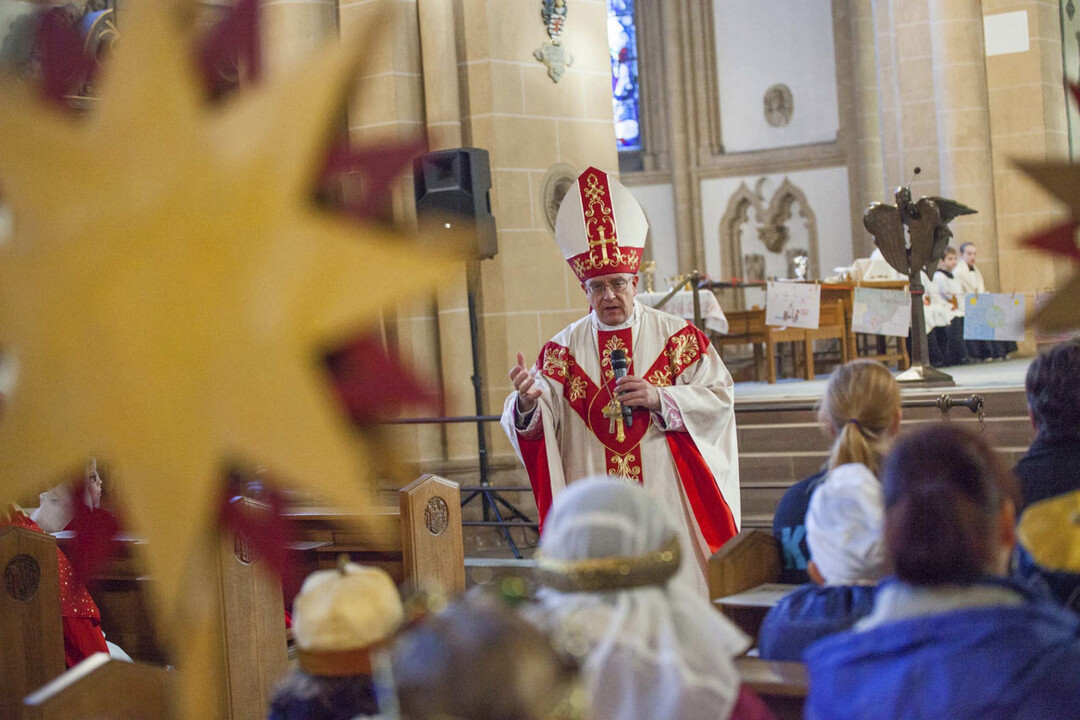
[963,293,1025,342]
[852,286,910,337]
[765,280,820,329]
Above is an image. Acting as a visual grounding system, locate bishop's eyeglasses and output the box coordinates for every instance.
[585,277,632,296]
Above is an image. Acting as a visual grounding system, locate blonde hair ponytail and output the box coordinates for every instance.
[818,360,902,476]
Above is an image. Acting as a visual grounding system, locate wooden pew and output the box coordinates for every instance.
[708,529,782,601]
[286,474,466,600]
[736,656,807,720]
[23,654,176,720]
[56,499,288,720]
[213,497,290,720]
[13,476,465,719]
[709,530,789,642]
[0,526,64,720]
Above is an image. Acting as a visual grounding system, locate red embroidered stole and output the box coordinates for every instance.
[532,321,737,551]
[536,323,710,481]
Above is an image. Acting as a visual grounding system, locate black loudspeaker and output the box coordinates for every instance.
[413,148,498,260]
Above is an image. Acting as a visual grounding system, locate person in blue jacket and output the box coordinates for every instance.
[759,463,884,660]
[805,424,1080,720]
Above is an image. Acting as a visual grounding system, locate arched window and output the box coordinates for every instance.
[607,0,641,152]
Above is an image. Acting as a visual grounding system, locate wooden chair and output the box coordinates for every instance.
[803,298,849,374]
[822,281,911,370]
[713,308,767,381]
[764,299,848,383]
[287,474,466,597]
[764,324,808,384]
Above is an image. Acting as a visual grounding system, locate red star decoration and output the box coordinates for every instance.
[196,0,262,100]
[36,7,96,107]
[325,332,442,427]
[1022,220,1080,260]
[321,138,428,221]
[218,473,301,597]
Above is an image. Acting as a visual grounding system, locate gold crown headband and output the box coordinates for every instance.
[535,537,682,593]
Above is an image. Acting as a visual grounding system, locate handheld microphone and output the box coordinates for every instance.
[610,348,633,428]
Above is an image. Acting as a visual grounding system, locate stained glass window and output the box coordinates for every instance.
[607,0,641,152]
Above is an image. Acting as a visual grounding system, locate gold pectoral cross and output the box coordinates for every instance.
[602,398,626,443]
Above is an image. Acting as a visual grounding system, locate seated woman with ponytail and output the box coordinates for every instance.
[760,360,900,659]
[805,425,1080,720]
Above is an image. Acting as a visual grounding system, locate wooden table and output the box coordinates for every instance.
[638,290,729,334]
[714,582,799,642]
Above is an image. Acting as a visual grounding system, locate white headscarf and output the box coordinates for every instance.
[805,462,887,585]
[527,477,749,720]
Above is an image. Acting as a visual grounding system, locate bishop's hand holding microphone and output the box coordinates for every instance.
[610,348,662,416]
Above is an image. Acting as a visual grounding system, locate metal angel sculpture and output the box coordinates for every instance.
[863,175,976,385]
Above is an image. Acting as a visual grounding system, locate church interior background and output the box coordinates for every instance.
[0,0,1071,550]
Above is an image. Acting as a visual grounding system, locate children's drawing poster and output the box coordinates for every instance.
[765,281,820,329]
[852,287,911,337]
[964,293,1025,342]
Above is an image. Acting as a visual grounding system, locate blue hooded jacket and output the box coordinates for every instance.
[804,579,1080,720]
[758,584,876,662]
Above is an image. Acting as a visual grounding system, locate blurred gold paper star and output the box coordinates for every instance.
[0,0,452,644]
[1017,161,1080,332]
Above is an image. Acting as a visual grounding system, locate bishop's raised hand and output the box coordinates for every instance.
[509,351,542,413]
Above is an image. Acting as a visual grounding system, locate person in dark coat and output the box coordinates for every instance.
[1014,340,1080,511]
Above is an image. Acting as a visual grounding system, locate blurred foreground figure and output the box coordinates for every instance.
[1013,340,1080,610]
[526,477,775,720]
[805,425,1080,720]
[268,560,403,720]
[391,596,581,720]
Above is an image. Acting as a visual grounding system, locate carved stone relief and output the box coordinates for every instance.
[743,253,765,282]
[717,177,820,303]
[541,163,579,233]
[764,83,794,127]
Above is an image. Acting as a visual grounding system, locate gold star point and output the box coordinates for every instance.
[0,2,455,637]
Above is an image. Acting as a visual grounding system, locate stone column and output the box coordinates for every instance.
[339,0,444,477]
[928,0,999,287]
[662,0,698,274]
[454,0,618,460]
[416,0,475,464]
[984,0,1069,350]
[848,0,887,256]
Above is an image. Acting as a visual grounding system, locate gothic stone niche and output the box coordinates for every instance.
[719,177,820,305]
